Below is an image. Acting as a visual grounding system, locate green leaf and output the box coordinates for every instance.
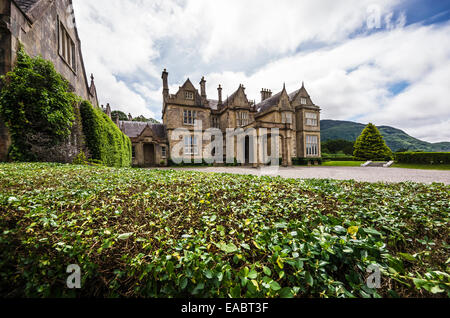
[217,242,238,254]
[248,270,258,280]
[230,285,241,298]
[270,281,281,291]
[279,287,294,298]
[117,232,133,240]
[430,286,445,294]
[180,277,188,290]
[305,271,314,287]
[263,266,272,276]
[398,253,416,262]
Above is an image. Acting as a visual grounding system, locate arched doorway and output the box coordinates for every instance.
[143,143,155,167]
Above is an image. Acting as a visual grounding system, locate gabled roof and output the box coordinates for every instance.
[119,121,167,139]
[256,91,283,113]
[13,0,40,13]
[256,84,290,113]
[222,85,248,109]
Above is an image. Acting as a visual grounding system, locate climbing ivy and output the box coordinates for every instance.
[80,100,132,168]
[0,45,77,161]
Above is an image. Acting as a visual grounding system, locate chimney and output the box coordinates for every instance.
[162,69,169,97]
[105,103,111,118]
[115,114,120,126]
[128,113,133,121]
[218,85,223,104]
[200,76,207,98]
[261,89,272,102]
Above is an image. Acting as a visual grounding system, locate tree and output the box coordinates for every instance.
[111,110,128,121]
[132,115,159,124]
[354,123,393,161]
[322,139,355,155]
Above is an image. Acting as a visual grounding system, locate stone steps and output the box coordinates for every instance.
[361,161,395,168]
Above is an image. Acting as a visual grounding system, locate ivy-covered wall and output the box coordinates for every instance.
[80,100,132,168]
[0,45,80,162]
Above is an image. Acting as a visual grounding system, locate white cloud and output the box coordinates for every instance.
[72,0,450,143]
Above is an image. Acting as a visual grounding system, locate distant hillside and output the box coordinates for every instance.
[321,120,450,152]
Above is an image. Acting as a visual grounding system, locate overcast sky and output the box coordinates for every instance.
[72,0,450,143]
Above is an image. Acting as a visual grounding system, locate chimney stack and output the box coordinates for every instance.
[261,89,272,102]
[128,113,133,121]
[200,76,207,98]
[105,103,111,118]
[218,85,223,104]
[162,69,169,97]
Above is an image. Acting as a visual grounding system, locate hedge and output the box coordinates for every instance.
[292,157,323,165]
[395,152,450,164]
[79,100,132,168]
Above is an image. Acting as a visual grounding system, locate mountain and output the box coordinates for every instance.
[321,120,450,152]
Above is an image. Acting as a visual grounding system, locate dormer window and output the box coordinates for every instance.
[185,91,194,100]
[301,98,307,105]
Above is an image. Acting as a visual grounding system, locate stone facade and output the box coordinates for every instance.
[159,70,322,167]
[0,0,98,161]
[119,70,322,168]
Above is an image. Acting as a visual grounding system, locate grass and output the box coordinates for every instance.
[322,161,365,167]
[391,163,450,171]
[0,163,449,298]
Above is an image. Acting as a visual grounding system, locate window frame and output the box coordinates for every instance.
[306,135,319,157]
[161,146,167,158]
[300,98,307,105]
[305,112,318,127]
[185,91,194,100]
[184,135,199,155]
[183,110,197,125]
[58,18,77,73]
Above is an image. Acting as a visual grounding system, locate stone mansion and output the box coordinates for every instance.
[117,70,322,167]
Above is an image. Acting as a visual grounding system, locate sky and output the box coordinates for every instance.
[72,0,450,143]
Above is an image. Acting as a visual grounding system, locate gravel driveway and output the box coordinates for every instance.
[159,166,450,185]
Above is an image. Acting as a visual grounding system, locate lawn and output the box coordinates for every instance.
[0,163,449,298]
[322,161,365,167]
[391,163,450,171]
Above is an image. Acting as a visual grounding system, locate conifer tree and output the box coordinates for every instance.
[353,123,393,160]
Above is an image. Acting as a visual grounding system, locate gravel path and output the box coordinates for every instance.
[159,166,450,185]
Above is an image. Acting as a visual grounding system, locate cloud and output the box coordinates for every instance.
[72,0,450,142]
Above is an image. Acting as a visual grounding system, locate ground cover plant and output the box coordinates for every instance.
[0,163,448,298]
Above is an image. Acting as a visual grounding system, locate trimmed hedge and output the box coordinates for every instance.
[292,157,323,165]
[79,101,132,168]
[395,152,450,164]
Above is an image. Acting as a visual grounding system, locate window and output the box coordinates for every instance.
[184,136,198,155]
[282,113,293,124]
[306,135,319,156]
[161,146,167,158]
[132,146,136,158]
[305,112,318,126]
[237,112,248,127]
[58,20,76,71]
[301,98,307,105]
[183,110,197,125]
[185,91,194,100]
